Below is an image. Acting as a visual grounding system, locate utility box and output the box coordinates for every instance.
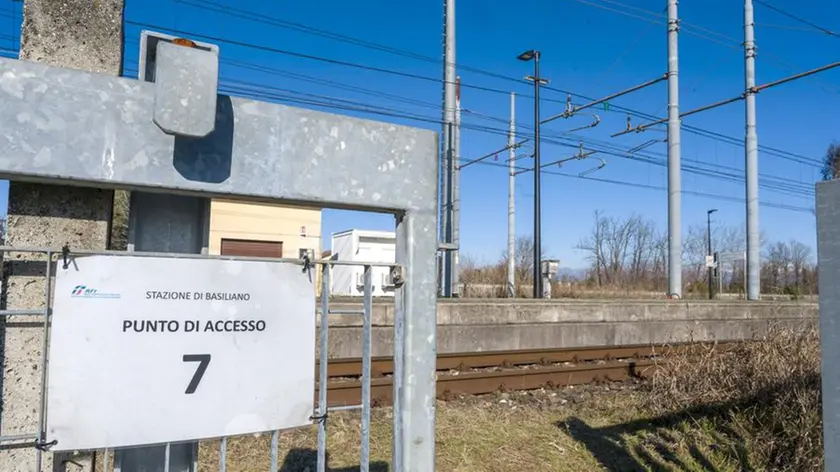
[330,229,396,297]
[541,259,560,299]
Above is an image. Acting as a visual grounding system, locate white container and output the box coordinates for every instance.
[329,229,396,297]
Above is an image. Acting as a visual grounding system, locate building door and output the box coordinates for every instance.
[220,239,283,258]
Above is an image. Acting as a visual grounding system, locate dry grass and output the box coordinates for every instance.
[645,325,823,471]
[197,399,604,472]
[193,384,768,472]
[185,328,823,471]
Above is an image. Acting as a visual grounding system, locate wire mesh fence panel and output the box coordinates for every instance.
[0,247,55,472]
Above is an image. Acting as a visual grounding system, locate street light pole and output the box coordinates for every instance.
[707,208,718,300]
[518,49,544,299]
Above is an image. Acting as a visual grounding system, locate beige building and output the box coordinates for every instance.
[208,198,322,259]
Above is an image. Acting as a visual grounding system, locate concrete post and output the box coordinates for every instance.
[507,92,516,298]
[744,0,761,300]
[0,2,123,471]
[440,0,456,297]
[666,0,683,298]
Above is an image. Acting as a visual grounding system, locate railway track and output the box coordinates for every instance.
[318,341,728,407]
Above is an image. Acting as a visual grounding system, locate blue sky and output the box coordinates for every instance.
[1,0,836,267]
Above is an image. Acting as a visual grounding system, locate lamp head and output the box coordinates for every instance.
[517,50,537,61]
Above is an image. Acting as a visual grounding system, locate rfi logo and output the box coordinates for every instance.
[71,285,121,299]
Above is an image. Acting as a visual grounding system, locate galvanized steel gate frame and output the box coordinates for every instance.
[0,49,439,472]
[0,247,396,472]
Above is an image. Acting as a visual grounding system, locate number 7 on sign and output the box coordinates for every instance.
[182,354,211,394]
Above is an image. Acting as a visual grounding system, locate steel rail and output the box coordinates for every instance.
[323,359,658,407]
[317,341,735,378]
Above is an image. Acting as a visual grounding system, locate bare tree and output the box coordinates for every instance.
[603,216,634,283]
[576,211,607,287]
[577,212,665,289]
[507,235,546,285]
[682,225,708,285]
[763,241,792,292]
[822,141,840,181]
[788,240,812,290]
[464,209,817,298]
[459,254,480,282]
[651,230,668,288]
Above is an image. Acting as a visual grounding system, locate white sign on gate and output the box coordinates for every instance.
[46,255,316,451]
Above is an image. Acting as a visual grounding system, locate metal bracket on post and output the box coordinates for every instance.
[301,253,312,282]
[61,244,70,270]
[138,30,220,138]
[437,242,459,252]
[153,41,219,137]
[389,265,406,288]
[34,438,57,451]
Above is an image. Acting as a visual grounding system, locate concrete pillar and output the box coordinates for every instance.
[0,1,124,471]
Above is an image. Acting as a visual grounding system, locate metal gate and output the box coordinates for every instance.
[0,35,438,472]
[0,246,395,472]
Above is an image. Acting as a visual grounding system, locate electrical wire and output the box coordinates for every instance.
[124,17,823,167]
[219,58,515,128]
[583,22,656,97]
[594,0,665,19]
[520,108,823,174]
[124,20,582,109]
[124,36,443,113]
[117,65,818,210]
[121,28,824,177]
[683,126,822,167]
[213,75,818,198]
[472,158,813,213]
[760,23,831,34]
[568,147,813,199]
[537,89,823,167]
[2,2,818,212]
[212,80,546,144]
[754,0,839,39]
[174,0,440,64]
[569,0,840,94]
[165,3,825,161]
[567,0,662,27]
[122,59,821,198]
[567,0,742,51]
[127,64,531,142]
[218,74,819,196]
[599,0,748,48]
